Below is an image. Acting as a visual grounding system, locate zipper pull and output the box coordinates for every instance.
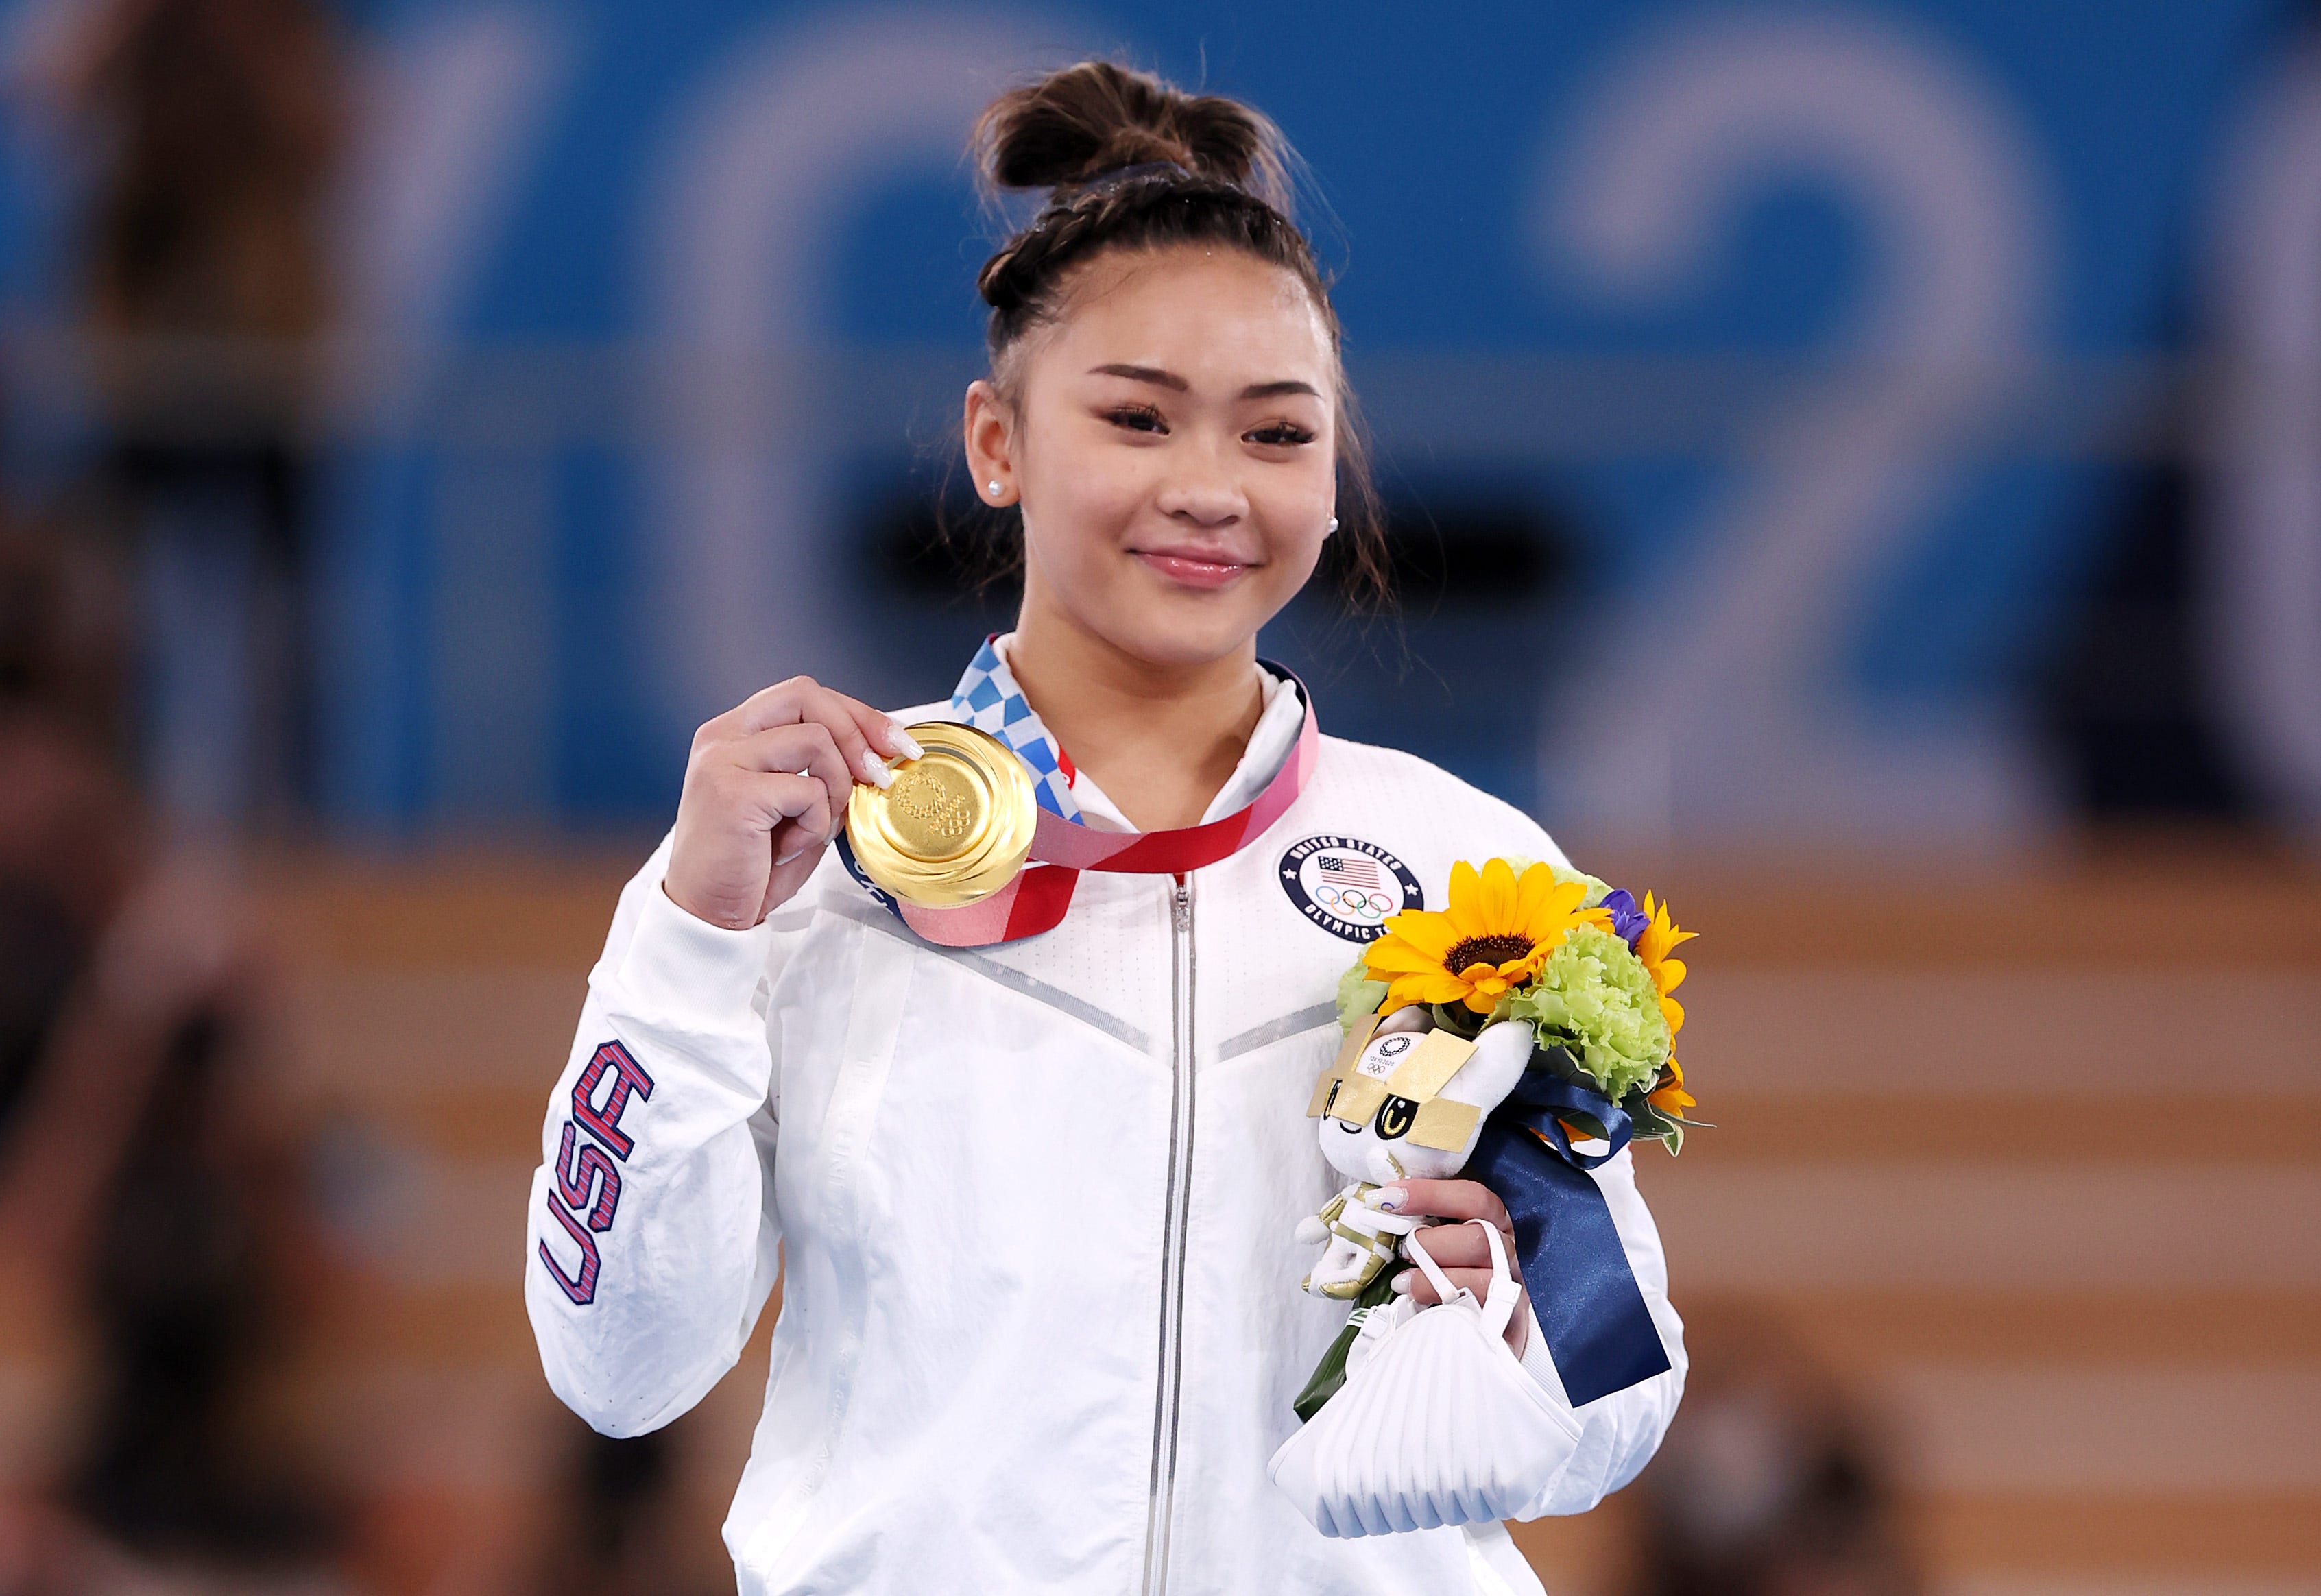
[1172,874,1191,930]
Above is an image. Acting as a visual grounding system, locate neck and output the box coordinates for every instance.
[1005,595,1264,832]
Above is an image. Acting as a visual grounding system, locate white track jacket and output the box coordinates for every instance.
[526,691,1687,1595]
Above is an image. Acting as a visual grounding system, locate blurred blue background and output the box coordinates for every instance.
[6,0,2316,848]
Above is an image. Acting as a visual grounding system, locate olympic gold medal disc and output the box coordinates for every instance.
[845,722,1039,909]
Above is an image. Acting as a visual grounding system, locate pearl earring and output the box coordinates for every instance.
[1327,516,1339,535]
[989,481,1004,498]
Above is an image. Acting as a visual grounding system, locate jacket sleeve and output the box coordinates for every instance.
[524,833,789,1436]
[1507,1144,1687,1517]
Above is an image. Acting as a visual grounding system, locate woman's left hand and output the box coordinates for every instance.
[1373,1178,1529,1357]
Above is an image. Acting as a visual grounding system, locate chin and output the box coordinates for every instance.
[1107,593,1271,668]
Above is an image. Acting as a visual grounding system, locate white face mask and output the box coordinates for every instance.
[1268,1218,1585,1536]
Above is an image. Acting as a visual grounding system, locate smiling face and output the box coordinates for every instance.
[965,245,1340,670]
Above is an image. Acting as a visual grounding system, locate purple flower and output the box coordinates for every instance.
[1601,888,1648,947]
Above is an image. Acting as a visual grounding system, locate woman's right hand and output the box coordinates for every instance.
[664,676,922,930]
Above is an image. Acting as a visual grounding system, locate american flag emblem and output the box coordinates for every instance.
[1316,854,1384,889]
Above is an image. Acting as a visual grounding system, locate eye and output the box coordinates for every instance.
[1105,404,1167,435]
[1373,1096,1417,1139]
[1246,422,1316,447]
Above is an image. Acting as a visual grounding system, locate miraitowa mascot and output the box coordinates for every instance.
[1269,1009,1585,1538]
[1295,1009,1532,1300]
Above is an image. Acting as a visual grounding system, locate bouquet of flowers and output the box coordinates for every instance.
[1269,856,1697,1534]
[1336,856,1700,1153]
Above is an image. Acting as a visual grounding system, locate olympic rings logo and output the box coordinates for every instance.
[1278,836,1421,945]
[1313,883,1396,919]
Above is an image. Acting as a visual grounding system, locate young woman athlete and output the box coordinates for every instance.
[526,61,1684,1595]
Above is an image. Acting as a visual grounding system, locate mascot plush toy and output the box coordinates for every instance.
[1292,1003,1538,1429]
[1297,1008,1535,1301]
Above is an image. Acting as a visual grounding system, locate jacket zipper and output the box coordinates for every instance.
[1140,875,1196,1596]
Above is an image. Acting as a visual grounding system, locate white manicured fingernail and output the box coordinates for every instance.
[1373,1184,1406,1213]
[775,839,806,865]
[860,750,894,788]
[1390,1270,1414,1296]
[888,723,924,760]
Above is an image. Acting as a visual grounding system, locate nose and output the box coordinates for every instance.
[1153,446,1246,529]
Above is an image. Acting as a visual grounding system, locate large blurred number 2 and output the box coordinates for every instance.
[1533,13,2053,843]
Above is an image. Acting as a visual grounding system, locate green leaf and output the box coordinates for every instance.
[1531,1043,1592,1089]
[1559,1109,1609,1142]
[1626,1101,1674,1139]
[1430,1003,1486,1038]
[1290,1271,1399,1423]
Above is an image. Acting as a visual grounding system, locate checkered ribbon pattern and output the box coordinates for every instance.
[950,636,1085,821]
[841,637,1321,948]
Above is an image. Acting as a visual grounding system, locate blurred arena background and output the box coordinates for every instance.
[0,1,2315,1593]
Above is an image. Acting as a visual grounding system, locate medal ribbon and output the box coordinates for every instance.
[1465,1065,1674,1408]
[837,649,1320,947]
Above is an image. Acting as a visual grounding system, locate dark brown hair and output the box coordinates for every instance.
[967,61,1389,609]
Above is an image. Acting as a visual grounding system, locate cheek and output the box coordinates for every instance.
[1020,439,1147,577]
[1251,464,1338,580]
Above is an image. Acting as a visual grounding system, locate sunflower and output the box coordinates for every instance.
[1647,1054,1697,1119]
[1635,892,1698,1120]
[1635,891,1696,1037]
[1364,858,1611,1017]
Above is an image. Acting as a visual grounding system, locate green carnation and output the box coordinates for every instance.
[1336,958,1388,1035]
[1505,926,1670,1100]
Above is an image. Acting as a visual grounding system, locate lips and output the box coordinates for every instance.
[1131,546,1255,590]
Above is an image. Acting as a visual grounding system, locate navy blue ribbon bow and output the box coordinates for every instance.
[1466,1061,1672,1407]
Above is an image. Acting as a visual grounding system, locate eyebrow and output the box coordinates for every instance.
[1088,363,1321,400]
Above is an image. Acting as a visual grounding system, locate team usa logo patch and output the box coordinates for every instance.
[1278,835,1421,943]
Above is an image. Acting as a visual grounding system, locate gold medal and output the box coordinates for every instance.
[845,721,1039,908]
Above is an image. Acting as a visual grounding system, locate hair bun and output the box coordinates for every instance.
[973,60,1291,213]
